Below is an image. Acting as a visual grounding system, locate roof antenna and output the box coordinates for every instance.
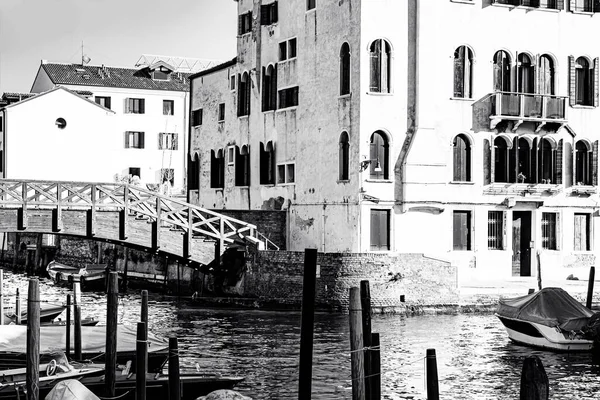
[81,41,91,65]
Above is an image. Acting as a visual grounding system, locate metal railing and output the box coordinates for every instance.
[491,92,567,122]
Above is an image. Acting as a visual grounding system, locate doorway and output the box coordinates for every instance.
[512,211,532,277]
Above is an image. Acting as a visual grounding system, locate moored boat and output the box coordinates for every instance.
[46,261,116,291]
[496,287,597,351]
[3,303,66,325]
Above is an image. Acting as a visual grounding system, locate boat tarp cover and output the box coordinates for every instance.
[45,379,100,400]
[0,324,167,354]
[497,287,594,331]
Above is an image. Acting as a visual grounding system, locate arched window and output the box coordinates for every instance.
[369,39,392,93]
[453,46,473,98]
[369,131,389,179]
[518,53,534,94]
[188,153,200,191]
[453,134,471,182]
[235,145,250,186]
[538,55,555,95]
[260,141,276,185]
[339,132,350,180]
[238,72,251,116]
[575,140,593,185]
[494,137,510,183]
[575,57,593,106]
[262,65,277,112]
[340,43,351,96]
[210,150,225,189]
[538,138,556,184]
[493,50,511,92]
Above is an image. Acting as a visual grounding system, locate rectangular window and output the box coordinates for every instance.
[453,210,472,250]
[260,2,278,25]
[42,234,57,247]
[192,109,203,126]
[158,133,178,150]
[278,86,299,109]
[95,96,111,110]
[488,211,504,250]
[161,168,174,186]
[279,42,287,61]
[152,69,170,81]
[370,209,390,251]
[542,212,557,250]
[218,103,225,121]
[129,167,141,179]
[574,213,592,251]
[228,146,235,165]
[230,75,236,91]
[163,100,174,115]
[238,11,252,35]
[277,162,295,184]
[288,38,297,59]
[124,131,145,149]
[125,98,145,114]
[307,0,316,10]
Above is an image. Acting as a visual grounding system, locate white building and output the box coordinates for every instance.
[29,59,191,193]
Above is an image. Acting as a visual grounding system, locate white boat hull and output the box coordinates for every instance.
[497,314,593,352]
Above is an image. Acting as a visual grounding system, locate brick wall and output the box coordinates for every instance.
[214,210,286,250]
[242,251,458,312]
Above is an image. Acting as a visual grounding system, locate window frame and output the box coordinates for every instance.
[453,45,473,99]
[218,103,226,122]
[278,86,299,109]
[95,96,111,110]
[452,134,472,182]
[574,213,592,251]
[369,38,392,94]
[125,98,145,114]
[370,209,391,251]
[210,149,225,189]
[339,131,350,181]
[369,131,390,180]
[340,43,351,96]
[192,109,203,127]
[277,162,296,185]
[453,210,472,251]
[488,211,505,250]
[541,212,558,250]
[124,131,145,149]
[163,100,174,116]
[307,0,316,11]
[158,132,178,151]
[128,167,141,179]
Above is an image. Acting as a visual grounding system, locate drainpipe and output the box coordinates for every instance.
[397,0,419,213]
[186,78,194,204]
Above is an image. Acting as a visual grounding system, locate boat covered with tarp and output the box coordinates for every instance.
[0,324,168,371]
[496,287,600,351]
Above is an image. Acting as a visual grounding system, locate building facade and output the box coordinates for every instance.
[30,60,191,193]
[189,0,600,284]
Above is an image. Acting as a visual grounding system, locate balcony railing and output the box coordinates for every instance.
[492,0,564,9]
[490,92,567,130]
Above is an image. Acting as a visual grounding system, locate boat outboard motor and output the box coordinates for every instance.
[583,312,600,341]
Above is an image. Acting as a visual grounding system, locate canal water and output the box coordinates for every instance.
[3,270,600,399]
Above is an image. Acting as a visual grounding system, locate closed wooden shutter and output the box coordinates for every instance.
[260,5,269,25]
[105,97,111,110]
[140,100,145,114]
[594,58,599,107]
[238,14,243,35]
[272,2,278,23]
[574,213,585,251]
[484,139,491,185]
[454,53,464,98]
[245,78,251,115]
[124,132,130,148]
[370,210,389,251]
[261,67,267,111]
[593,140,599,186]
[532,137,539,183]
[569,56,576,106]
[564,141,573,187]
[569,0,576,11]
[124,98,130,113]
[158,133,163,150]
[556,139,563,184]
[173,134,178,151]
[140,132,145,149]
[453,211,470,251]
[370,42,380,92]
[271,65,278,110]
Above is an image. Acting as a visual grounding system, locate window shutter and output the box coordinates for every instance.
[261,67,267,111]
[238,14,243,35]
[593,140,599,186]
[106,97,111,110]
[594,58,599,107]
[271,64,278,110]
[564,141,573,187]
[556,139,563,184]
[158,133,163,150]
[124,98,130,113]
[124,132,130,149]
[370,211,379,250]
[532,137,539,183]
[483,139,491,185]
[140,100,145,114]
[279,89,286,109]
[246,78,251,115]
[273,2,278,23]
[454,56,464,98]
[370,48,380,92]
[173,134,178,151]
[569,56,576,106]
[569,0,575,11]
[140,132,145,149]
[260,5,269,25]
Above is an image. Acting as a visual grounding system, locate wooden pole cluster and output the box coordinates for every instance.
[586,266,595,310]
[105,272,119,398]
[26,279,40,400]
[298,248,317,400]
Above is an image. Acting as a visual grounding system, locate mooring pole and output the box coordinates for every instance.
[426,349,439,400]
[141,290,148,338]
[15,287,21,324]
[73,281,82,359]
[520,355,549,400]
[360,280,372,400]
[136,321,147,400]
[371,333,381,400]
[587,266,595,310]
[105,272,119,398]
[66,294,71,358]
[349,287,366,400]
[297,248,318,400]
[123,247,129,291]
[168,337,181,400]
[26,279,40,400]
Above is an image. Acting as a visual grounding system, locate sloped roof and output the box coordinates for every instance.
[41,63,191,92]
[4,86,115,113]
[189,57,237,80]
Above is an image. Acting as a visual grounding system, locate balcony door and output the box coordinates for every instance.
[512,211,532,277]
[538,55,555,95]
[517,54,534,94]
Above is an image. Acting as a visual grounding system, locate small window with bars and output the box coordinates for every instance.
[542,212,558,250]
[488,211,504,250]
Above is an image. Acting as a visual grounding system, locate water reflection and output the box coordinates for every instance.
[3,271,600,399]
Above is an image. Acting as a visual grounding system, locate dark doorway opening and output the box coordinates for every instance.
[512,211,532,277]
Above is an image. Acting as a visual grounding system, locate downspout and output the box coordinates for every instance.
[186,78,194,204]
[396,0,419,213]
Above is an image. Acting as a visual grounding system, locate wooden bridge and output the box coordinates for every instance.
[0,179,274,266]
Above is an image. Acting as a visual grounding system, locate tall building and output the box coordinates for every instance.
[189,0,600,284]
[29,59,192,193]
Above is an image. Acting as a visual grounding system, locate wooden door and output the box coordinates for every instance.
[512,216,521,276]
[512,212,532,277]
